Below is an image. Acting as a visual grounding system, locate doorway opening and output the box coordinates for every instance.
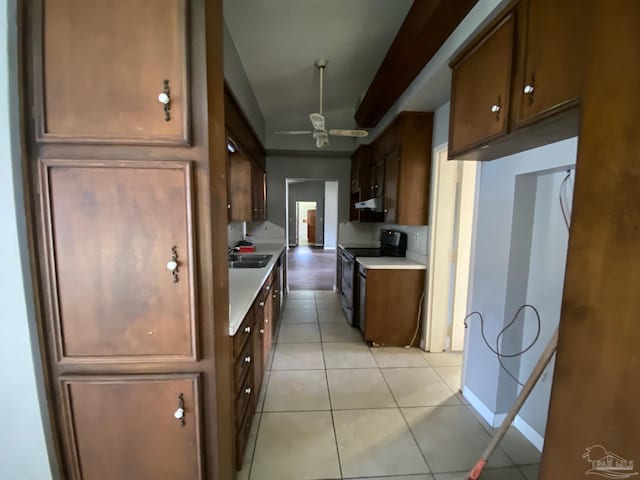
[426,144,478,355]
[296,201,317,246]
[285,179,339,291]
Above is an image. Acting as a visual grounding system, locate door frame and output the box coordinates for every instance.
[424,143,479,353]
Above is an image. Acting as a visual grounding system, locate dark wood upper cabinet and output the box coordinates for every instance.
[448,0,583,160]
[60,374,203,480]
[229,151,253,222]
[40,160,197,362]
[38,0,190,145]
[449,13,515,155]
[516,0,582,125]
[383,150,400,224]
[251,162,266,221]
[374,112,434,226]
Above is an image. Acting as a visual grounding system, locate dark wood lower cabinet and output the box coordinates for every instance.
[60,374,203,479]
[360,268,425,347]
[232,267,281,470]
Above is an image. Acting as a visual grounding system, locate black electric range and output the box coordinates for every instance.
[339,230,408,327]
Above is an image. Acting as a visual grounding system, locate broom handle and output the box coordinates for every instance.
[482,327,559,461]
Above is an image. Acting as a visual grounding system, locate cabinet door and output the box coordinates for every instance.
[383,151,400,224]
[371,160,385,198]
[60,374,203,480]
[517,0,581,125]
[251,163,266,221]
[253,302,265,390]
[262,293,273,367]
[40,160,197,362]
[38,0,189,145]
[229,152,253,222]
[449,13,515,155]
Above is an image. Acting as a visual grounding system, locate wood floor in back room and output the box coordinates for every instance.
[287,246,336,290]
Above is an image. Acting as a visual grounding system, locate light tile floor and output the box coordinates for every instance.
[239,290,541,480]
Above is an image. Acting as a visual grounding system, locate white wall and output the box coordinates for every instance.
[324,181,339,249]
[0,2,55,478]
[463,138,577,432]
[517,170,573,439]
[223,22,265,142]
[266,155,351,228]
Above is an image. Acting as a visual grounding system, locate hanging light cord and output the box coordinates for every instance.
[463,304,542,386]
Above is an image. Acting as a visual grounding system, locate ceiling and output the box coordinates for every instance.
[223,0,413,152]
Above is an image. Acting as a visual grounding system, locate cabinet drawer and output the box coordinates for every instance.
[234,370,254,428]
[233,311,254,357]
[234,337,254,394]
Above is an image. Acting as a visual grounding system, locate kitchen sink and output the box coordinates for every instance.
[228,254,273,268]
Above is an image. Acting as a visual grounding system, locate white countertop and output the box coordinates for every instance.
[356,257,427,270]
[228,243,286,336]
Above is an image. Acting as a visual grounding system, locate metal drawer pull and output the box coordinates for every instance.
[167,245,179,283]
[244,326,251,334]
[244,387,252,395]
[259,301,265,307]
[158,79,171,121]
[174,393,185,426]
[259,328,265,334]
[244,355,251,363]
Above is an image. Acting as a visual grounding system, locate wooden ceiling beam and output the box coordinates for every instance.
[355,0,479,128]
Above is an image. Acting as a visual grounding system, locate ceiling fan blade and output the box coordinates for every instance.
[274,130,312,135]
[309,113,325,130]
[328,129,369,138]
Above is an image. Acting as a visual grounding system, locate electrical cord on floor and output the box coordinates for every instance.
[463,304,542,386]
[405,289,426,348]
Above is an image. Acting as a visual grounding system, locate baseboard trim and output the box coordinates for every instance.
[513,415,545,452]
[462,386,504,428]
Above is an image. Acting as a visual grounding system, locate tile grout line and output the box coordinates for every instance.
[316,301,345,480]
[371,347,436,477]
[427,362,523,468]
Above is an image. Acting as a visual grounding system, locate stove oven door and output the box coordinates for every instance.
[339,252,356,326]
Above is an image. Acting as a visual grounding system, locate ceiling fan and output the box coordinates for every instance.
[275,59,368,148]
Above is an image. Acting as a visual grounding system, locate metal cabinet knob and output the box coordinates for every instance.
[244,387,252,395]
[384,209,389,214]
[259,328,265,334]
[158,92,170,105]
[490,104,501,113]
[174,393,185,426]
[523,84,534,94]
[259,301,265,307]
[244,355,251,363]
[244,326,251,334]
[166,260,178,271]
[266,285,271,291]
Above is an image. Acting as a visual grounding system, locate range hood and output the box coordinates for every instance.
[355,197,384,212]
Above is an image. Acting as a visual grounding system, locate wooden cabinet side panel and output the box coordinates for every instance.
[364,270,425,347]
